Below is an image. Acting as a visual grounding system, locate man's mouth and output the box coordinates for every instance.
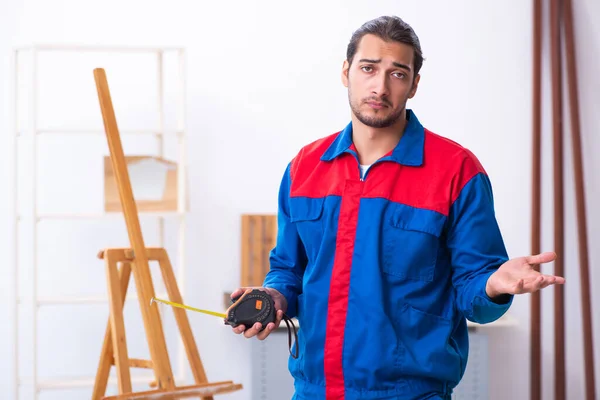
[366,101,386,109]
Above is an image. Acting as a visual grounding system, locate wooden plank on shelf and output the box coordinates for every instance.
[104,155,178,212]
[240,214,277,287]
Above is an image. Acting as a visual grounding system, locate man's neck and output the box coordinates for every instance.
[351,112,408,166]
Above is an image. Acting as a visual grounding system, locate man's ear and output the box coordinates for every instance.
[341,60,350,88]
[408,74,420,99]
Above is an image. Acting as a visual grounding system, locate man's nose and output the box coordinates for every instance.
[372,74,390,97]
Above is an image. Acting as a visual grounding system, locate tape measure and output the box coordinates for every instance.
[151,289,298,359]
[225,288,277,329]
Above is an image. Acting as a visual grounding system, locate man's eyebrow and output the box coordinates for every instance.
[358,58,411,72]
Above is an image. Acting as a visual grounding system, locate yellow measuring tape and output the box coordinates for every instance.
[150,297,227,319]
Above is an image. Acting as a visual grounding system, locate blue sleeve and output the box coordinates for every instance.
[447,171,513,324]
[262,163,307,318]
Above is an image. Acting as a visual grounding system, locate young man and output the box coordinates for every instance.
[230,15,564,400]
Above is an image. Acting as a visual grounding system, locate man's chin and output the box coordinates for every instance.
[360,118,395,129]
[356,113,395,128]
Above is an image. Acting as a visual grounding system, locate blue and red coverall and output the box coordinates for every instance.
[263,109,513,400]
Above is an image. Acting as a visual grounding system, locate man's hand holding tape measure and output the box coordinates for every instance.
[228,287,287,340]
[150,286,298,358]
[227,287,298,359]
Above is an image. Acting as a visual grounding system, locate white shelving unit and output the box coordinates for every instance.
[11,44,189,400]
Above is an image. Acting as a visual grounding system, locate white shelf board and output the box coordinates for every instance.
[27,211,185,220]
[14,44,184,53]
[23,293,170,306]
[16,129,184,136]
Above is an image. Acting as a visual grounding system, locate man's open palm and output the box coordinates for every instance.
[486,251,565,298]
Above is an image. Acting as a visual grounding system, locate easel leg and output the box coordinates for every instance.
[93,256,134,398]
[107,256,134,394]
[93,260,133,399]
[94,67,176,392]
[157,249,214,400]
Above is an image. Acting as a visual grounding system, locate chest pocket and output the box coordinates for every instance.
[289,197,325,262]
[382,204,446,282]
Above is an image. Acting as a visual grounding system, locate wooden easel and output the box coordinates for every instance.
[91,68,242,400]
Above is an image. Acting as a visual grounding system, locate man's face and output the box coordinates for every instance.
[342,34,420,129]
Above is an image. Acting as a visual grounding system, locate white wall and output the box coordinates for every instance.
[0,1,598,399]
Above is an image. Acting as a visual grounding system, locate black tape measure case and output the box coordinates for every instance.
[225,289,277,330]
[224,289,298,359]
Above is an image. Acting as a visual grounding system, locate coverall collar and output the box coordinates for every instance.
[321,108,424,167]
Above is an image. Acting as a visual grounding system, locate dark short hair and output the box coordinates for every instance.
[346,16,424,76]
